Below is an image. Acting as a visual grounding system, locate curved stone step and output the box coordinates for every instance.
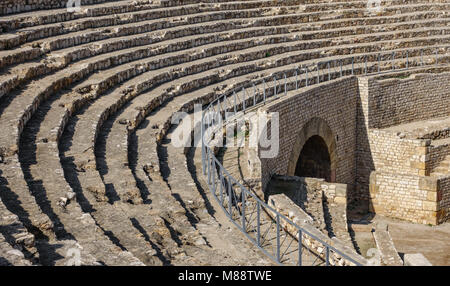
[17,99,145,265]
[1,1,447,72]
[2,0,434,35]
[60,102,192,265]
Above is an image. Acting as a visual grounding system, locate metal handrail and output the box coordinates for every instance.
[201,46,450,266]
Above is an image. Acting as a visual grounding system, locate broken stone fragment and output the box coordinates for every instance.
[194,237,207,246]
[66,191,76,201]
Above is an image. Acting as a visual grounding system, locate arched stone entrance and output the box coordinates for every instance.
[294,135,331,181]
[287,117,337,182]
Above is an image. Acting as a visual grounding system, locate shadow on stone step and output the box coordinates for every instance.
[128,130,151,204]
[130,217,172,266]
[186,144,216,217]
[0,257,12,266]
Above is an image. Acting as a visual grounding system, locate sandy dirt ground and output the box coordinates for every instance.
[373,215,450,266]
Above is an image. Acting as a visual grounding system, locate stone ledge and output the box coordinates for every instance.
[372,222,403,266]
[403,253,433,266]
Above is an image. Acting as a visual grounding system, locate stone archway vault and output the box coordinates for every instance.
[287,117,337,182]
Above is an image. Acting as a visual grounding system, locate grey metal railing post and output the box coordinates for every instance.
[242,87,246,113]
[317,62,320,83]
[241,190,246,231]
[364,56,367,75]
[233,91,237,115]
[263,79,266,104]
[340,60,343,77]
[228,179,232,217]
[392,51,395,71]
[201,112,206,175]
[257,201,261,247]
[202,97,367,266]
[351,57,354,75]
[326,246,330,266]
[295,68,298,90]
[253,83,256,107]
[211,157,216,193]
[327,61,331,81]
[220,172,226,205]
[298,229,302,266]
[223,97,227,120]
[284,73,287,96]
[305,67,309,87]
[207,148,211,184]
[273,76,277,98]
[378,53,381,73]
[276,214,280,262]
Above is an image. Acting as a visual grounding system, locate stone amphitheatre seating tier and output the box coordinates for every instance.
[2,0,444,29]
[1,0,449,265]
[0,0,204,17]
[1,0,448,49]
[1,1,448,53]
[1,30,449,157]
[2,13,448,100]
[0,2,448,50]
[0,1,448,95]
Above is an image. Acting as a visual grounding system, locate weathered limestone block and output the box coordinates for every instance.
[372,222,403,266]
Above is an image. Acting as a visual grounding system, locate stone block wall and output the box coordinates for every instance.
[368,130,428,176]
[259,77,359,197]
[369,171,443,224]
[438,177,450,223]
[427,143,450,174]
[356,72,450,224]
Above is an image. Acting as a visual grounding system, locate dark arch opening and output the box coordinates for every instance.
[294,135,331,181]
